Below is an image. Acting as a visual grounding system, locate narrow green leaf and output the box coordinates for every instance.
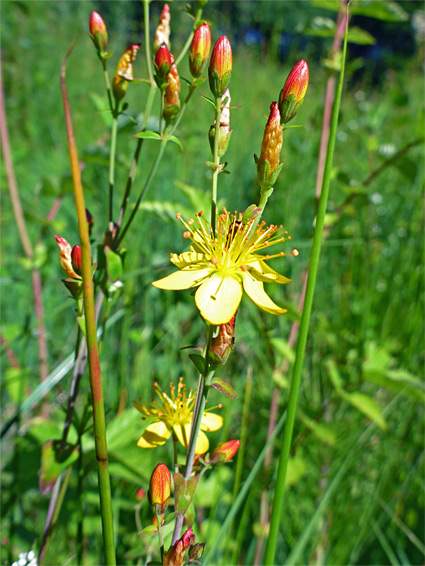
[162,511,178,526]
[134,130,162,140]
[139,524,158,537]
[327,359,343,390]
[104,245,123,282]
[168,135,183,152]
[339,390,387,430]
[210,378,237,399]
[40,440,79,494]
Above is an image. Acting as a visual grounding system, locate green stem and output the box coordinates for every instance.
[142,0,154,86]
[175,7,203,66]
[263,11,349,566]
[211,97,222,233]
[156,512,165,562]
[116,139,167,246]
[61,45,116,565]
[102,59,114,113]
[108,108,118,232]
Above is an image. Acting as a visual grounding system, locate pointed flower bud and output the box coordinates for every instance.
[209,440,240,465]
[89,11,108,54]
[113,44,140,103]
[155,43,173,79]
[189,543,206,562]
[55,235,81,280]
[135,488,145,502]
[208,36,232,98]
[256,101,284,192]
[189,23,211,78]
[164,528,196,566]
[71,245,82,274]
[209,88,232,158]
[210,313,236,364]
[278,60,309,124]
[149,463,171,515]
[154,3,171,53]
[163,58,180,123]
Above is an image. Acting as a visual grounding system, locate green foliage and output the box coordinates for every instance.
[1,1,423,565]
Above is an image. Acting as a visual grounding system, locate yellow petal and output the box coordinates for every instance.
[242,272,287,315]
[195,273,243,325]
[200,412,223,432]
[173,423,192,448]
[170,251,207,268]
[133,400,159,418]
[248,259,292,284]
[194,430,210,454]
[137,421,172,448]
[152,267,211,290]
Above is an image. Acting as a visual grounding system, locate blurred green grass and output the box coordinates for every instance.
[1,1,424,565]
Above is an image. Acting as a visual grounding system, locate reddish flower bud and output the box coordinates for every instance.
[135,488,145,502]
[163,59,180,122]
[209,440,240,465]
[154,4,171,53]
[155,43,173,78]
[55,235,81,280]
[113,44,140,103]
[71,245,82,273]
[256,102,284,192]
[278,60,309,124]
[209,36,232,98]
[189,23,211,78]
[89,11,108,54]
[86,208,94,236]
[164,528,196,566]
[209,312,236,364]
[149,463,171,515]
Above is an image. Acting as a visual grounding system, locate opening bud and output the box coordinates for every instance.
[135,488,145,503]
[189,543,206,562]
[55,235,81,280]
[89,11,108,54]
[153,3,171,53]
[113,44,140,103]
[256,101,284,191]
[209,440,240,465]
[164,528,196,566]
[189,23,211,78]
[209,312,236,365]
[149,463,171,515]
[208,36,232,98]
[208,88,232,158]
[278,60,309,124]
[163,57,180,123]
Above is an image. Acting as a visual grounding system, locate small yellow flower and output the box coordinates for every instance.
[152,209,298,325]
[134,379,222,454]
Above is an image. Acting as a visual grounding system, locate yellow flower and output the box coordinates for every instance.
[152,209,298,325]
[134,379,222,455]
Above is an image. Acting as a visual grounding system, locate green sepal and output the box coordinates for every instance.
[279,93,304,125]
[164,104,180,123]
[209,378,237,399]
[209,69,231,98]
[173,473,198,516]
[200,94,216,108]
[257,159,284,192]
[62,278,83,301]
[189,353,207,374]
[193,76,206,87]
[242,204,261,223]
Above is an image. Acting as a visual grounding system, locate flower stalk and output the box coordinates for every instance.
[263,10,349,565]
[61,44,115,565]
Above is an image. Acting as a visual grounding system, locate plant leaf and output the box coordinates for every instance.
[210,378,237,399]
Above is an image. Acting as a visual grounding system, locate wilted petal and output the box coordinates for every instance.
[195,273,242,325]
[137,421,172,448]
[200,412,223,432]
[152,267,211,290]
[242,272,287,315]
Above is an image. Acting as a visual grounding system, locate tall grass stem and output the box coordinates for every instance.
[263,10,349,565]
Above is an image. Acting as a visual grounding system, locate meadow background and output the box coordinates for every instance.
[1,1,424,565]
